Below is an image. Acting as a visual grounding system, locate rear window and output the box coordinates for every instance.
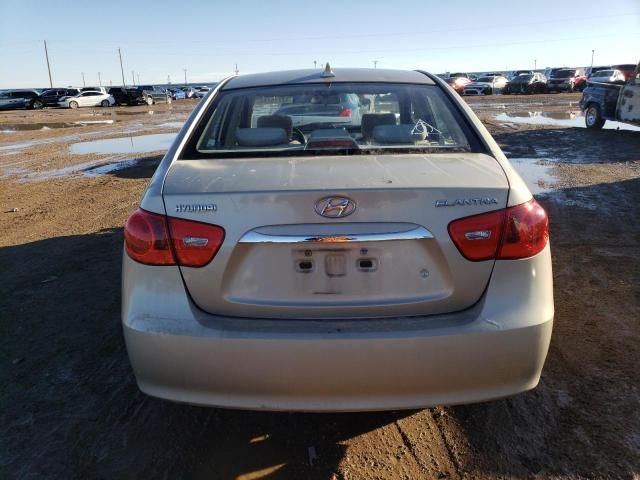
[186,83,477,158]
[554,70,575,78]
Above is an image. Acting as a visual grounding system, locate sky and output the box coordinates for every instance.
[0,0,638,89]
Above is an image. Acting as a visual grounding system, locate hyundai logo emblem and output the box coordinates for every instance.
[315,196,356,218]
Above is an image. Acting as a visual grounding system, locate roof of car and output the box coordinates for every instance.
[222,68,435,90]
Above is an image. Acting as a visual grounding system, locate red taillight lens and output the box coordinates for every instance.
[167,217,225,267]
[124,209,225,267]
[339,107,352,117]
[448,199,548,261]
[498,199,548,260]
[124,209,175,265]
[448,210,505,261]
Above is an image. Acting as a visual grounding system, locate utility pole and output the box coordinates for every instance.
[118,48,126,87]
[183,68,187,85]
[81,72,85,87]
[98,72,102,87]
[373,60,378,69]
[43,40,53,88]
[591,49,595,69]
[234,63,239,76]
[167,74,171,85]
[313,60,317,69]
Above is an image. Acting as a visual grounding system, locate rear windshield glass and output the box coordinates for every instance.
[188,83,475,158]
[554,70,575,78]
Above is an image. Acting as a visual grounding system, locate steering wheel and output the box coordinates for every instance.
[291,127,306,144]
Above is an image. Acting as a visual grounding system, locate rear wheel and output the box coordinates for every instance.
[100,99,110,107]
[31,99,44,109]
[585,104,605,129]
[166,96,172,104]
[69,101,79,109]
[146,96,154,106]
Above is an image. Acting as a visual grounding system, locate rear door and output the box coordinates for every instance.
[162,153,509,319]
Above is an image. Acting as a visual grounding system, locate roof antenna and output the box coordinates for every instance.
[321,62,335,78]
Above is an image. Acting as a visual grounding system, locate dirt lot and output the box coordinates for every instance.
[1,94,639,480]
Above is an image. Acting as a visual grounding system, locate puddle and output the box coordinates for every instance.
[69,133,176,155]
[496,111,640,131]
[509,157,555,194]
[0,120,115,133]
[157,121,184,129]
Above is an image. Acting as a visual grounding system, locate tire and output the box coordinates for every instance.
[69,101,79,109]
[146,96,154,106]
[585,104,605,129]
[32,99,44,110]
[166,96,172,104]
[100,100,110,107]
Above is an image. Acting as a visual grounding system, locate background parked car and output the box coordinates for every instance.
[611,64,637,81]
[547,68,578,92]
[445,73,472,93]
[463,75,508,95]
[136,85,172,105]
[503,73,548,94]
[194,86,211,98]
[584,65,611,79]
[0,89,41,110]
[37,88,80,108]
[58,91,115,108]
[588,69,627,84]
[508,70,533,80]
[80,86,107,95]
[181,86,197,98]
[167,87,186,100]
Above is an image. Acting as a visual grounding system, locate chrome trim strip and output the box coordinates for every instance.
[238,227,433,244]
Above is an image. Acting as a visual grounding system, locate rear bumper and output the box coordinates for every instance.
[122,245,554,411]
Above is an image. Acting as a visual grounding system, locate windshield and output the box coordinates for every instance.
[476,77,493,82]
[513,75,533,82]
[554,70,574,78]
[188,83,474,158]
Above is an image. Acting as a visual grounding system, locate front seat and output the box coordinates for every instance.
[361,113,397,142]
[257,115,293,141]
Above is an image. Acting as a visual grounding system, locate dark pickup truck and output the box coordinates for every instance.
[579,62,640,129]
[108,86,171,106]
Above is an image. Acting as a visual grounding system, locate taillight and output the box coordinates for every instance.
[498,199,548,259]
[167,217,225,267]
[448,210,505,261]
[124,209,174,265]
[339,107,352,117]
[448,199,548,261]
[124,209,225,267]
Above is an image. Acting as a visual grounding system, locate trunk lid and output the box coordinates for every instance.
[162,153,509,319]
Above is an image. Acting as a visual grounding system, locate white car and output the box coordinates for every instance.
[463,75,509,95]
[81,86,107,95]
[195,86,211,98]
[58,91,115,108]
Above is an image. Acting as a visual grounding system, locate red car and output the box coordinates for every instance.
[446,73,472,93]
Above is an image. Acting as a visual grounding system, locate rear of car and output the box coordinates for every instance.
[122,68,553,411]
[547,69,577,92]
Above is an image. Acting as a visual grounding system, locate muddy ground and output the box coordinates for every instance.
[1,94,639,480]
